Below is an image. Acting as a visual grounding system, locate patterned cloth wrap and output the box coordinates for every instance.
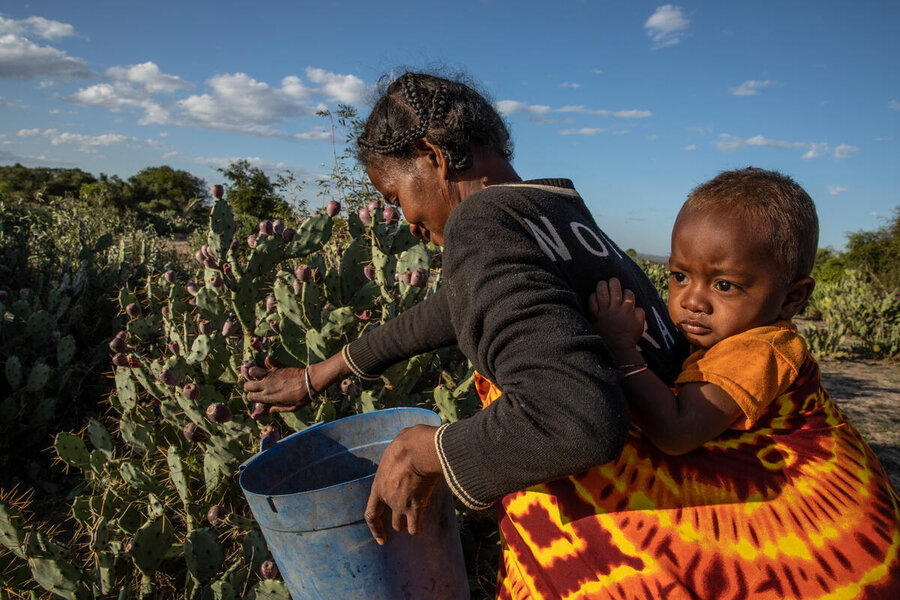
[473,357,900,600]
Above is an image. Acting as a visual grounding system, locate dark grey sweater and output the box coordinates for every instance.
[345,179,688,508]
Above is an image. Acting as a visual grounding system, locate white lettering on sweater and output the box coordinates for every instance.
[649,306,677,349]
[524,217,572,261]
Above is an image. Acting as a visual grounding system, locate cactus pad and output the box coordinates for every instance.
[184,528,224,584]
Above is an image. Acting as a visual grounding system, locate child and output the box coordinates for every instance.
[585,167,900,598]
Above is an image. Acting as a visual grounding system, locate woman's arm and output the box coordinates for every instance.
[589,278,742,454]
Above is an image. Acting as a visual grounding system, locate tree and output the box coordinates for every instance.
[217,159,291,220]
[128,166,207,214]
[842,208,900,288]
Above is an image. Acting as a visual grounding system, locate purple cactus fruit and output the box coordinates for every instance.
[164,270,177,284]
[206,402,233,424]
[109,336,129,353]
[182,383,199,400]
[358,206,372,225]
[259,220,274,237]
[292,280,302,295]
[383,206,400,225]
[125,303,140,318]
[112,353,129,367]
[186,282,200,296]
[367,199,382,214]
[210,184,224,199]
[157,369,178,387]
[127,356,143,368]
[250,337,263,352]
[364,265,377,281]
[167,341,180,355]
[273,219,285,235]
[295,265,312,282]
[357,309,372,321]
[340,379,358,396]
[188,298,197,307]
[410,267,428,287]
[260,424,280,443]
[401,271,412,285]
[326,200,341,217]
[222,318,238,337]
[182,422,207,443]
[204,258,218,271]
[269,320,280,335]
[282,227,295,243]
[249,402,269,420]
[230,237,239,251]
[247,234,258,249]
[207,505,227,526]
[161,306,170,318]
[240,360,255,381]
[221,262,232,276]
[198,320,213,335]
[265,295,277,314]
[194,249,205,263]
[210,275,224,288]
[260,559,279,580]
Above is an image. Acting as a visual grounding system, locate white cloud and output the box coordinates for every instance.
[828,185,848,196]
[730,80,775,96]
[559,128,606,135]
[17,128,41,137]
[716,134,859,159]
[162,151,177,159]
[560,82,581,88]
[293,129,331,141]
[0,16,77,40]
[497,101,652,120]
[591,69,603,75]
[305,68,368,104]
[192,155,290,171]
[495,100,551,116]
[0,33,91,79]
[644,5,689,49]
[683,144,696,150]
[106,62,191,94]
[16,127,142,152]
[889,100,900,110]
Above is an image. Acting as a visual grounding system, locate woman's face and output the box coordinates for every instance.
[366,153,463,247]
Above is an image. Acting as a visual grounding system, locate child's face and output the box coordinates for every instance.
[667,209,793,349]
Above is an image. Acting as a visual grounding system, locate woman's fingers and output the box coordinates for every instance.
[247,366,269,380]
[365,493,387,546]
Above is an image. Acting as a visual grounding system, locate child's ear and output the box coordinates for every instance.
[779,277,815,320]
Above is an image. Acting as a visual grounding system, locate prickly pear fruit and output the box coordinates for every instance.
[357,309,372,321]
[204,258,218,270]
[283,227,295,243]
[249,337,262,352]
[363,265,376,281]
[358,207,372,225]
[240,360,255,381]
[259,220,274,237]
[367,199,382,214]
[207,505,227,526]
[265,295,277,314]
[295,265,312,282]
[292,280,302,295]
[273,219,285,235]
[410,267,428,287]
[401,271,412,285]
[126,303,140,318]
[222,318,238,337]
[109,336,129,353]
[112,353,129,367]
[183,422,207,443]
[158,369,178,387]
[164,270,177,284]
[194,249,204,263]
[260,424,280,443]
[186,282,200,296]
[326,200,341,217]
[340,379,357,397]
[249,402,269,420]
[161,306,170,318]
[270,321,280,335]
[206,402,233,424]
[260,559,279,579]
[211,184,224,199]
[221,261,232,275]
[182,383,199,400]
[167,341,179,355]
[127,356,143,368]
[383,206,400,225]
[198,320,213,335]
[247,234,257,248]
[210,275,224,287]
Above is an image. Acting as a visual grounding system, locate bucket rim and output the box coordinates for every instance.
[239,407,440,500]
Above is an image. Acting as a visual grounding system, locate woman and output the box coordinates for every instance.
[244,72,689,596]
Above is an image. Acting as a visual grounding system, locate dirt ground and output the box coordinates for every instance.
[818,357,900,491]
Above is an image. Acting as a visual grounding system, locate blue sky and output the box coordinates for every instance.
[1,1,897,255]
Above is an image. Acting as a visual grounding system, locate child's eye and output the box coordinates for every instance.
[714,280,736,292]
[670,272,686,283]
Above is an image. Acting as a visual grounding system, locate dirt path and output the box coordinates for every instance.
[819,357,900,490]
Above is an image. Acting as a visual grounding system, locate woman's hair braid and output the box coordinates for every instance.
[356,72,513,173]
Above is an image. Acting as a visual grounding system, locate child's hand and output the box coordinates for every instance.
[588,278,646,352]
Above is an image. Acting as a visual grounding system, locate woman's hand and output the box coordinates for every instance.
[588,277,646,353]
[365,424,442,545]
[243,350,352,413]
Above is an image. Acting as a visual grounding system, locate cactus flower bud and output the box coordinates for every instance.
[401,271,412,285]
[273,219,285,235]
[260,424,280,443]
[222,318,238,337]
[210,275,224,287]
[203,257,218,270]
[363,265,376,281]
[383,206,400,225]
[125,303,140,318]
[164,270,177,284]
[247,234,257,248]
[250,402,269,420]
[207,505,227,526]
[326,200,341,217]
[182,383,199,400]
[206,402,233,424]
[410,267,428,287]
[182,422,207,443]
[340,378,358,396]
[259,220,274,237]
[295,265,312,282]
[210,184,224,199]
[358,206,372,225]
[112,353,129,367]
[157,369,178,387]
[260,559,279,580]
[282,227,295,243]
[198,320,213,335]
[161,306,170,318]
[265,295,277,314]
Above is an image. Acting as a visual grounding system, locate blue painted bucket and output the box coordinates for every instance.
[239,408,469,599]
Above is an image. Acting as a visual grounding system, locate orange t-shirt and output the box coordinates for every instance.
[674,320,807,429]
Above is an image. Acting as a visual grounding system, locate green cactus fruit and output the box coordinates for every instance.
[56,334,76,366]
[28,556,89,600]
[25,362,50,392]
[184,528,225,584]
[129,516,174,576]
[86,418,114,454]
[4,356,22,390]
[55,432,90,470]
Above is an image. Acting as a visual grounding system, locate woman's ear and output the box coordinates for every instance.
[414,139,450,180]
[779,277,815,320]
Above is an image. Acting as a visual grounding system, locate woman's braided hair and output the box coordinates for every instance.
[356,72,513,173]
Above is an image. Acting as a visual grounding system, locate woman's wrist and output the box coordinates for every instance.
[306,351,353,396]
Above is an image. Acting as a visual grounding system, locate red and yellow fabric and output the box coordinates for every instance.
[473,350,900,599]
